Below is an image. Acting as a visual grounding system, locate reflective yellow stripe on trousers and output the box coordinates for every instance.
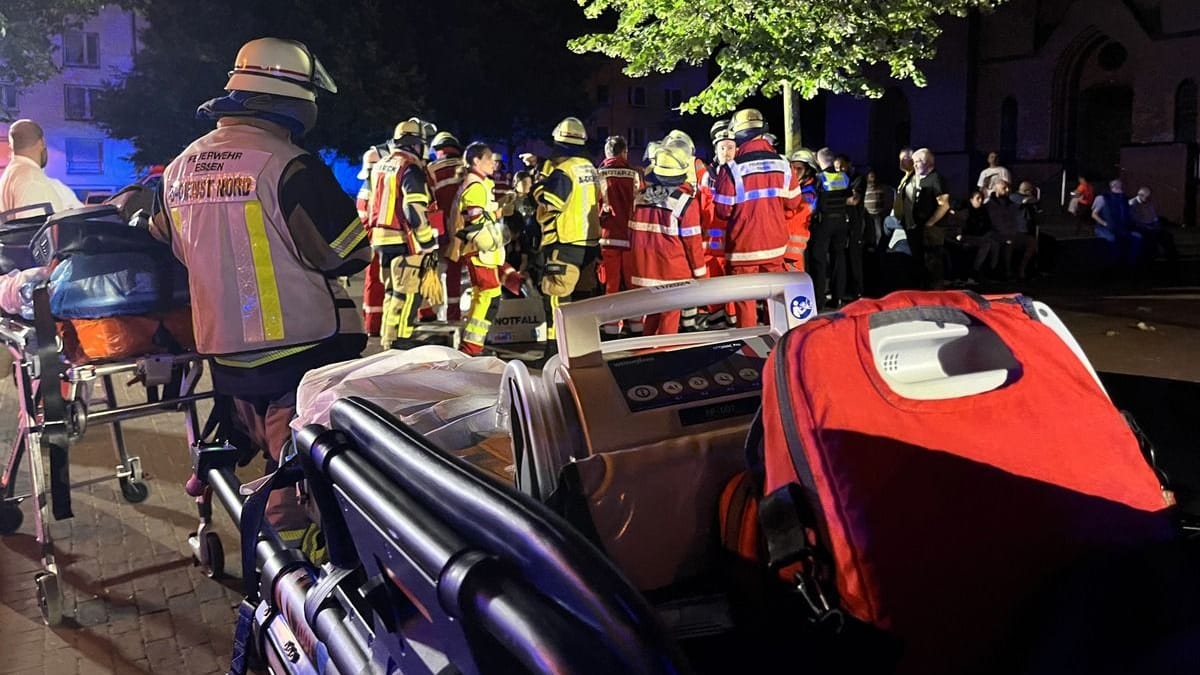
[244,200,285,341]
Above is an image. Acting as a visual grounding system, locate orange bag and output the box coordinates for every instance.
[58,306,195,364]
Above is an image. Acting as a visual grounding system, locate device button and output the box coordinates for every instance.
[662,380,684,395]
[738,368,760,382]
[627,385,659,402]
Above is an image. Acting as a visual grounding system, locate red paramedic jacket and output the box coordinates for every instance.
[598,156,641,250]
[628,182,706,286]
[713,136,801,266]
[427,153,464,238]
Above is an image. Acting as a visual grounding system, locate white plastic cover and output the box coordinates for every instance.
[290,346,508,441]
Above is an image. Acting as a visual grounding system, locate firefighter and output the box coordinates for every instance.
[702,120,737,329]
[427,131,467,320]
[629,146,707,335]
[448,142,511,355]
[597,135,642,339]
[532,117,601,347]
[713,108,801,327]
[784,148,819,272]
[811,151,854,310]
[356,146,384,335]
[367,119,438,348]
[152,38,369,547]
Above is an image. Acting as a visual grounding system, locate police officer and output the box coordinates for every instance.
[532,117,601,348]
[366,119,438,348]
[152,38,369,547]
[811,152,854,310]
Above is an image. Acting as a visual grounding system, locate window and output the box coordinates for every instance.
[66,138,104,174]
[64,85,103,120]
[1175,79,1198,143]
[596,85,610,106]
[628,86,646,108]
[596,126,609,142]
[63,31,100,67]
[0,84,17,112]
[664,88,683,110]
[626,127,646,149]
[1000,97,1018,160]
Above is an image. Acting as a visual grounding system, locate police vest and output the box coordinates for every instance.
[543,156,601,247]
[162,124,337,356]
[818,170,852,218]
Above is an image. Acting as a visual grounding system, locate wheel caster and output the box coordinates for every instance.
[0,502,22,534]
[119,477,149,503]
[35,572,63,626]
[192,532,224,578]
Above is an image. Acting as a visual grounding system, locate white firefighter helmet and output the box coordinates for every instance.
[225,38,337,102]
[552,117,587,146]
[664,129,695,156]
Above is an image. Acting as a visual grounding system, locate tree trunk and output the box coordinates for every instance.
[783,82,803,156]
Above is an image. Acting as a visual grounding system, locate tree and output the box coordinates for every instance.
[0,0,122,87]
[567,0,1009,116]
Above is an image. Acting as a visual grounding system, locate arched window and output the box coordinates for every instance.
[1175,79,1198,143]
[1000,97,1019,160]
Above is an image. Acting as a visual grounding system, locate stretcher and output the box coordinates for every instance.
[0,287,212,626]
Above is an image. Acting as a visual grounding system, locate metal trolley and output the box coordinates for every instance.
[0,292,213,625]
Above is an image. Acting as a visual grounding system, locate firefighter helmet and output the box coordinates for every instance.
[225,38,337,102]
[421,120,438,141]
[789,148,819,171]
[730,108,767,141]
[652,147,690,179]
[393,119,424,142]
[643,140,664,165]
[431,131,462,151]
[664,136,695,161]
[710,120,733,142]
[356,146,382,180]
[551,117,587,146]
[665,129,695,156]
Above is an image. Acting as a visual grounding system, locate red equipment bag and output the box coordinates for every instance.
[754,290,1176,673]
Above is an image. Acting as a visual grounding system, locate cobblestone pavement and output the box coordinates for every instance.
[0,369,243,675]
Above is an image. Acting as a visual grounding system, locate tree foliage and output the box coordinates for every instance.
[0,0,123,87]
[568,0,1009,115]
[94,0,594,166]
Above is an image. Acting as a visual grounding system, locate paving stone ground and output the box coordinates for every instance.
[0,366,243,675]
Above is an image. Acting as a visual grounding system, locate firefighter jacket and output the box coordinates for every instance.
[703,161,727,259]
[629,181,707,287]
[160,124,354,356]
[449,171,505,266]
[367,148,435,252]
[598,156,641,249]
[784,175,818,262]
[428,154,465,215]
[534,154,601,248]
[713,136,800,265]
[817,169,853,224]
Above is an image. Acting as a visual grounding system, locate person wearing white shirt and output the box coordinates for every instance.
[976,151,1012,198]
[0,119,84,221]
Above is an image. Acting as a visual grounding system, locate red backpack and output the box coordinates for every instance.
[728,291,1177,673]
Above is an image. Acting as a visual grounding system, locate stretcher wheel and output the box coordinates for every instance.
[200,533,224,579]
[36,572,63,626]
[119,477,149,503]
[0,503,23,534]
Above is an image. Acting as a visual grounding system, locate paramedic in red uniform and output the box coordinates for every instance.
[597,135,642,338]
[713,108,801,327]
[151,38,369,548]
[629,147,707,335]
[427,132,466,320]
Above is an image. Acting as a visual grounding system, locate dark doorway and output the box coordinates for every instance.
[1075,84,1132,180]
[869,87,912,185]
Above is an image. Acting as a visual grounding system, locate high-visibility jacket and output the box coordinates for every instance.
[427,154,465,215]
[450,171,505,267]
[161,125,338,356]
[534,155,601,248]
[784,176,818,263]
[713,137,801,266]
[598,156,641,249]
[367,148,434,251]
[629,182,707,287]
[703,161,726,259]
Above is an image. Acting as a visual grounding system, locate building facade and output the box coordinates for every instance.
[583,62,711,161]
[0,6,142,201]
[825,0,1200,225]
